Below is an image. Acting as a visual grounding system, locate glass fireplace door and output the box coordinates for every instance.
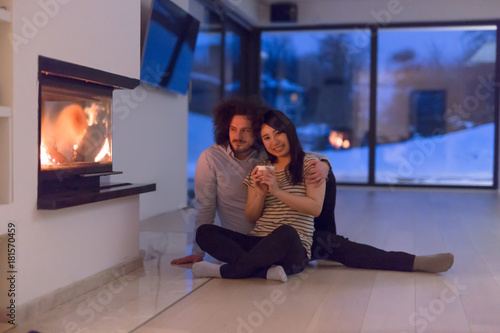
[40,77,113,171]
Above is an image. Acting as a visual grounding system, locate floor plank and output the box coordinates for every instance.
[360,271,416,333]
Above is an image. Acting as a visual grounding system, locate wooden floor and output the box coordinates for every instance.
[9,187,500,333]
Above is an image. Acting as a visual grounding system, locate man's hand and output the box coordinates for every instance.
[305,159,329,187]
[170,254,204,265]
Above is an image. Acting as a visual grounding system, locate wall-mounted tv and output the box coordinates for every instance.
[140,0,200,95]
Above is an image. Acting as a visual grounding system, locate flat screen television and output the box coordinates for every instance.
[140,0,200,95]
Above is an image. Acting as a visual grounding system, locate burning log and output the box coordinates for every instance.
[75,123,108,163]
[41,104,87,165]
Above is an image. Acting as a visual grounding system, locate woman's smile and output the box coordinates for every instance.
[272,144,284,153]
[261,124,290,158]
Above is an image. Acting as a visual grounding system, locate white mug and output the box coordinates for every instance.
[256,165,274,172]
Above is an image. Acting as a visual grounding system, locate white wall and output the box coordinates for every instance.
[301,0,500,25]
[0,0,142,307]
[112,0,190,220]
[256,0,500,26]
[113,85,188,220]
[222,0,263,26]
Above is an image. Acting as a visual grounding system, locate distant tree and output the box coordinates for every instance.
[261,34,298,82]
[311,33,369,127]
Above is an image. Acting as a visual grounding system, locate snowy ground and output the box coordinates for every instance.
[187,112,495,186]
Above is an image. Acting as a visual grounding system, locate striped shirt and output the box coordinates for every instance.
[243,154,317,258]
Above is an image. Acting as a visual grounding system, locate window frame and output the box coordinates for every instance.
[257,20,500,190]
[186,0,256,201]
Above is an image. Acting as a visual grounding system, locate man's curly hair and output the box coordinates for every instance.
[212,96,267,147]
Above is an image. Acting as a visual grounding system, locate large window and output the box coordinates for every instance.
[261,24,498,188]
[376,26,497,186]
[261,30,371,183]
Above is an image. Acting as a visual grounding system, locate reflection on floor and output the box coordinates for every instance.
[7,188,500,333]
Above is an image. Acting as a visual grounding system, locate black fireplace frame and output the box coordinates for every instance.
[38,74,115,182]
[37,56,155,209]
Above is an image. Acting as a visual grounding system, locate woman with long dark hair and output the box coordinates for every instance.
[192,109,325,282]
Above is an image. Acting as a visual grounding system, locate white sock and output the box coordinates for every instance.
[192,261,222,278]
[413,253,454,273]
[266,265,287,282]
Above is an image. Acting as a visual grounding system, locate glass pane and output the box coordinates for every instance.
[41,84,112,169]
[225,25,242,96]
[376,26,497,186]
[261,30,371,183]
[188,1,222,194]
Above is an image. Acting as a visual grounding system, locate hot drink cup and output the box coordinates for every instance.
[256,165,274,172]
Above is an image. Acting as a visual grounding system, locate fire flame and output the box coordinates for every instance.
[329,131,351,149]
[94,138,111,162]
[40,142,55,165]
[84,103,100,126]
[40,102,111,167]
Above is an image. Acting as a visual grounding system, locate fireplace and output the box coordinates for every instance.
[40,72,113,175]
[37,56,155,209]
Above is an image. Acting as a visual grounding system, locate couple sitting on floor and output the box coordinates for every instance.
[171,97,454,282]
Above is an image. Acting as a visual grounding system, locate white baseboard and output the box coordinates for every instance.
[15,252,144,324]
